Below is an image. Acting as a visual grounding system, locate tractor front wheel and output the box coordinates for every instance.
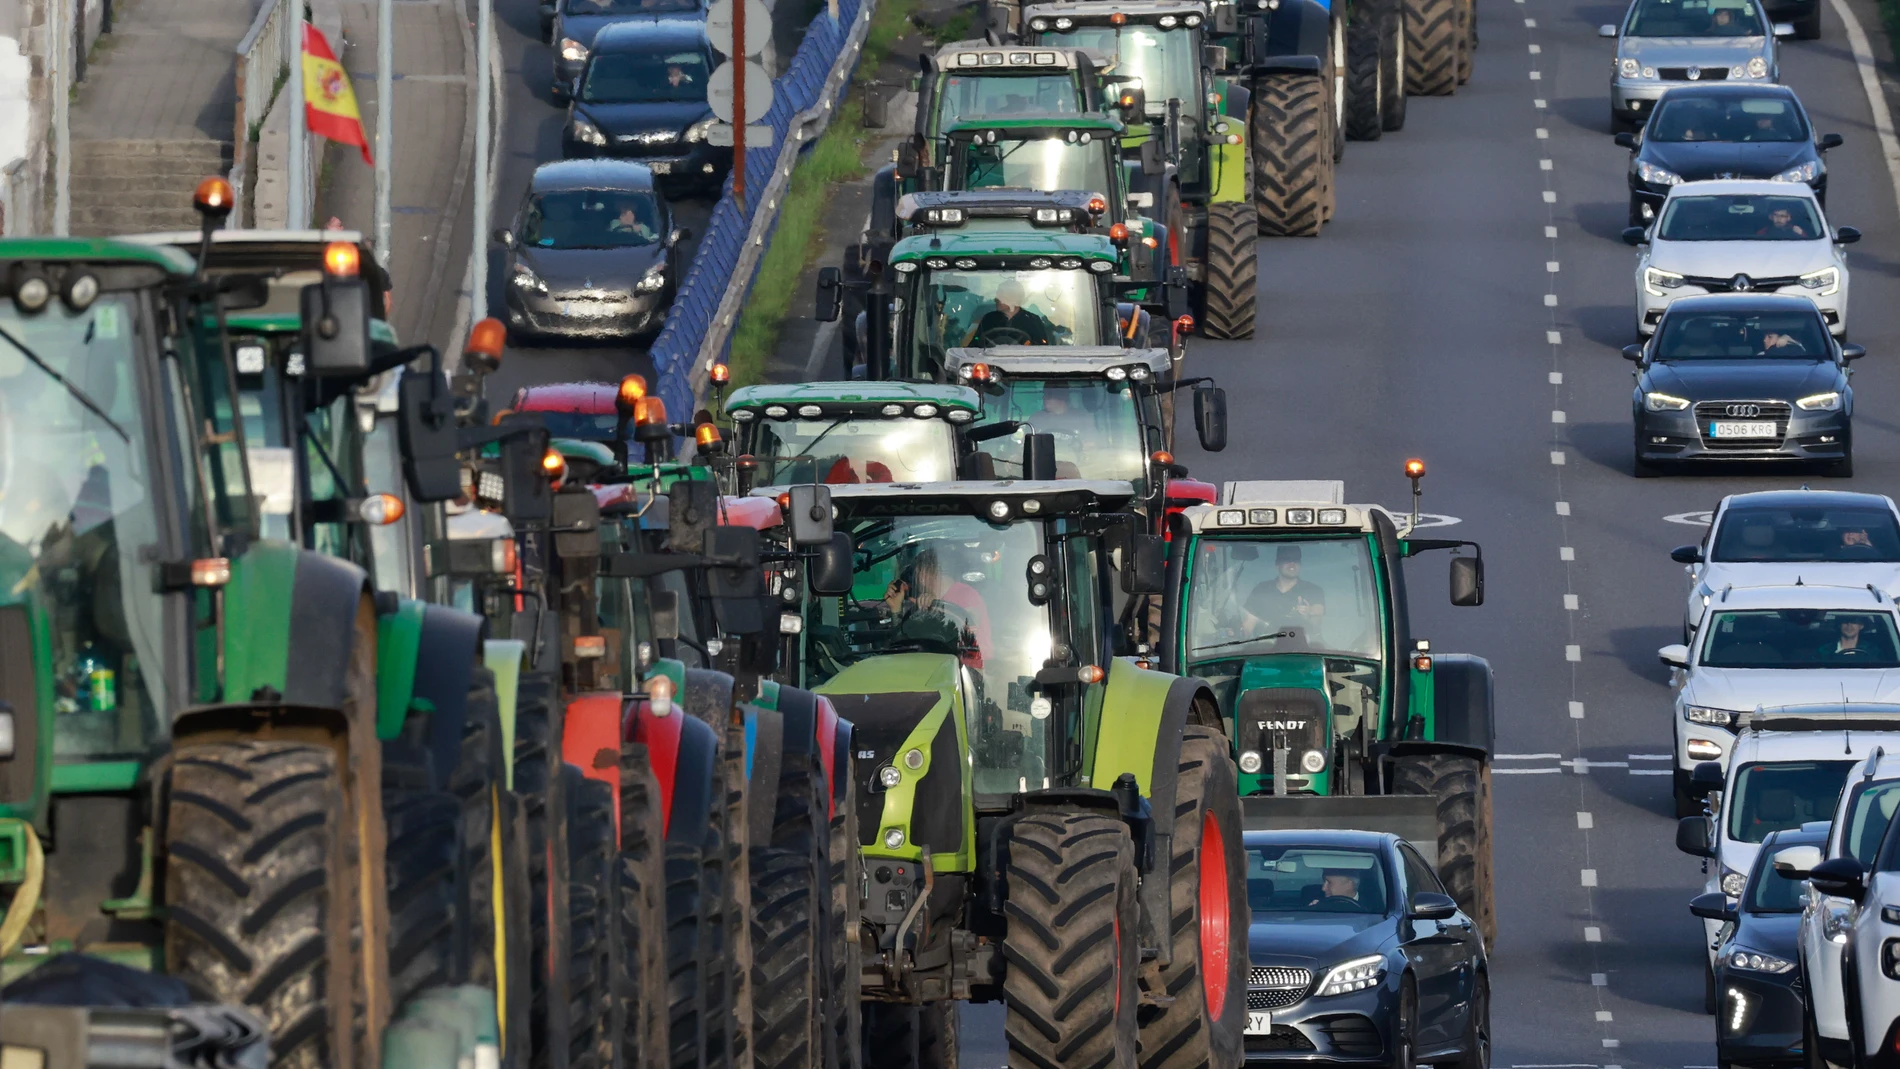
[1345,10,1386,141]
[618,742,670,1064]
[1380,7,1409,129]
[1198,202,1257,339]
[1403,0,1459,95]
[1392,753,1495,946]
[751,750,827,1069]
[566,768,620,1069]
[1251,73,1332,237]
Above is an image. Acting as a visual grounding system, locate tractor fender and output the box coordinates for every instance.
[775,685,823,760]
[821,698,851,820]
[375,599,426,742]
[412,604,486,789]
[1420,654,1493,759]
[681,667,735,733]
[633,700,718,845]
[1255,0,1333,64]
[210,541,373,715]
[563,693,625,794]
[1222,81,1253,121]
[745,704,785,849]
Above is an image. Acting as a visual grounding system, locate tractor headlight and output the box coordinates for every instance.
[1239,750,1262,773]
[1300,749,1326,773]
[878,765,902,788]
[883,828,906,849]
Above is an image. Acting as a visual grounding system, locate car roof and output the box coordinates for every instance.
[1719,489,1898,515]
[1702,581,1898,611]
[529,158,660,193]
[1655,82,1798,100]
[1758,825,1827,849]
[1663,178,1820,199]
[594,18,708,50]
[1659,292,1827,317]
[1239,828,1398,851]
[1844,749,1900,782]
[515,382,618,412]
[1731,728,1900,760]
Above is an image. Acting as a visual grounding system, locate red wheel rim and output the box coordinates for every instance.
[1199,809,1231,1018]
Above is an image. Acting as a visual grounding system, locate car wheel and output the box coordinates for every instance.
[1805,990,1829,1069]
[1825,445,1854,478]
[1394,976,1419,1069]
[1447,974,1489,1069]
[1633,434,1659,479]
[1673,768,1699,818]
[1704,955,1718,1015]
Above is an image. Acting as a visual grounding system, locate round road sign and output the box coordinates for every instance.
[707,59,773,124]
[707,0,772,57]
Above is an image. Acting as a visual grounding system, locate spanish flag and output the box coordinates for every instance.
[302,22,373,165]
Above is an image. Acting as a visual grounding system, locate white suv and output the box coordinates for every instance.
[1659,583,1900,815]
[1673,490,1900,639]
[1806,794,1900,1066]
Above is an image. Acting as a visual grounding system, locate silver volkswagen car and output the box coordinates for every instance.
[1602,0,1793,131]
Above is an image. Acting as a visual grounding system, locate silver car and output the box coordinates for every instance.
[1601,0,1793,131]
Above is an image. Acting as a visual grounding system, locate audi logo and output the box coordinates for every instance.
[1725,403,1763,418]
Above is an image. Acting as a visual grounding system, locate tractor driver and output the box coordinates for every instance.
[967,279,1055,347]
[882,546,979,657]
[1242,544,1326,639]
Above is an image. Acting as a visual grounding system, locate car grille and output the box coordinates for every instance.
[1250,966,1313,988]
[1681,273,1801,292]
[1249,987,1307,1011]
[1693,400,1792,450]
[1244,1027,1316,1053]
[552,289,631,303]
[1658,66,1729,80]
[1320,1015,1384,1056]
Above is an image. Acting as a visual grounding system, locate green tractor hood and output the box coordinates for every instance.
[1227,653,1334,794]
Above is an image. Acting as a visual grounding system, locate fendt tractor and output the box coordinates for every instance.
[764,478,1248,1069]
[0,184,499,1069]
[723,381,994,486]
[1158,470,1497,942]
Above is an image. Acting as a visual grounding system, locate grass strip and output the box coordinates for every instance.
[1880,0,1900,64]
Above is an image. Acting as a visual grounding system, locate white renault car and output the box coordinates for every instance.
[1628,180,1858,336]
[1658,583,1900,814]
[1673,490,1900,638]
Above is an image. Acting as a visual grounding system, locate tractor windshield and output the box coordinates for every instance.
[902,267,1102,375]
[970,378,1147,486]
[1184,537,1384,662]
[955,136,1116,194]
[744,416,959,484]
[0,294,179,760]
[1040,24,1198,115]
[933,72,1082,132]
[805,514,1062,791]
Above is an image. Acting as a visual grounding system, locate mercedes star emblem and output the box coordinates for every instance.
[1731,274,1753,291]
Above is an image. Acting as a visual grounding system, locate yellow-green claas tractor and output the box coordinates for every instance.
[768,479,1249,1069]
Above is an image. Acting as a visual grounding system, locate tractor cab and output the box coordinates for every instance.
[915,42,1123,147]
[724,381,986,487]
[896,190,1174,304]
[943,114,1128,197]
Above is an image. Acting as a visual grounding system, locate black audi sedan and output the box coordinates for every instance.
[1691,825,1823,1068]
[1627,293,1864,477]
[493,159,688,342]
[546,0,705,101]
[1243,829,1488,1066]
[562,20,732,196]
[1617,85,1842,226]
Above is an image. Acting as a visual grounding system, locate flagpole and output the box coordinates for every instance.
[472,0,492,320]
[289,15,308,229]
[374,0,392,269]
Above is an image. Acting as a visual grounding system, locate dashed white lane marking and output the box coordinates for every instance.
[1551,451,1566,465]
[1494,767,1563,774]
[1565,644,1582,660]
[1540,158,1553,170]
[1549,371,1563,384]
[1597,1011,1614,1022]
[1556,501,1570,515]
[1584,925,1602,941]
[1529,42,1542,51]
[1591,974,1608,987]
[1525,16,1538,23]
[1544,224,1557,237]
[1630,754,1671,760]
[1547,330,1563,344]
[1498,753,1564,759]
[1530,70,1542,79]
[1603,1041,1621,1049]
[1578,812,1594,829]
[1552,410,1566,422]
[1545,293,1559,306]
[1536,127,1549,137]
[1571,758,1628,771]
[1569,700,1584,717]
[1543,190,1557,203]
[1546,260,1560,271]
[1560,546,1575,560]
[1564,594,1580,610]
[1581,869,1599,886]
[1534,98,1547,108]
[1631,769,1672,776]
[1824,0,1900,217]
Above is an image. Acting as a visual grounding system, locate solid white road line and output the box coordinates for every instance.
[1824,0,1900,216]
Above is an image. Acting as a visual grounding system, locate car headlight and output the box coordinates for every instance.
[1773,160,1821,183]
[1644,267,1686,296]
[1684,705,1737,726]
[1619,57,1642,77]
[1823,900,1855,942]
[560,37,589,62]
[684,117,718,143]
[1796,390,1842,411]
[1794,266,1840,296]
[511,263,548,295]
[569,115,607,146]
[635,267,667,294]
[1636,160,1683,186]
[1316,954,1386,996]
[1646,391,1690,411]
[1747,55,1768,78]
[1721,867,1748,897]
[1729,947,1795,973]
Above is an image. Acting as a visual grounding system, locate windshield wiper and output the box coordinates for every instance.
[788,417,852,461]
[1191,629,1296,654]
[0,323,130,442]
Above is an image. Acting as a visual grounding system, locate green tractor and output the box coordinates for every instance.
[723,381,986,487]
[1157,474,1496,942]
[769,479,1249,1069]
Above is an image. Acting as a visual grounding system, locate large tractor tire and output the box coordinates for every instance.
[1137,728,1248,1069]
[1404,0,1460,95]
[1380,8,1409,131]
[1392,753,1496,946]
[1002,812,1139,1069]
[662,794,713,1069]
[1345,10,1386,141]
[1455,0,1475,84]
[703,722,753,1069]
[449,669,532,1069]
[861,1002,957,1069]
[515,675,572,1069]
[381,763,461,1011]
[1327,16,1348,162]
[566,769,620,1069]
[500,789,537,1069]
[619,742,670,1065]
[751,750,827,1069]
[164,739,382,1069]
[1198,202,1257,340]
[1251,73,1332,237]
[826,762,863,1069]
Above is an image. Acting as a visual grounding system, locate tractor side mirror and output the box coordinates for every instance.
[1614,131,1637,149]
[1122,532,1166,594]
[811,532,854,595]
[552,489,602,559]
[500,423,554,524]
[667,479,718,554]
[1024,433,1058,481]
[1449,556,1483,606]
[1809,856,1868,901]
[1670,545,1702,564]
[396,368,463,502]
[1675,815,1715,858]
[1194,385,1228,452]
[1202,44,1228,71]
[786,484,835,546]
[815,267,843,322]
[300,278,373,375]
[1687,891,1737,922]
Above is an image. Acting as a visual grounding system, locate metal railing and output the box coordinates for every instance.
[233,0,298,227]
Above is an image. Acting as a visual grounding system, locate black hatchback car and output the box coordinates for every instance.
[1243,829,1488,1067]
[1690,825,1824,1068]
[562,19,732,196]
[1627,293,1864,477]
[1617,85,1842,226]
[545,0,704,96]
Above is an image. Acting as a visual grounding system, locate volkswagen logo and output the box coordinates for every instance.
[1725,403,1763,418]
[1730,274,1753,291]
[1687,65,1702,79]
[1715,172,1738,179]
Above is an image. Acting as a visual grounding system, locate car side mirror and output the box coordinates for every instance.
[786,484,834,546]
[1194,386,1228,452]
[1771,844,1823,879]
[1658,643,1690,668]
[810,532,854,595]
[1810,856,1868,901]
[1622,344,1646,362]
[1820,132,1845,150]
[1688,890,1737,922]
[1773,21,1795,35]
[1836,226,1862,245]
[815,266,842,322]
[1670,545,1702,564]
[493,227,517,249]
[1843,343,1866,362]
[1676,815,1715,858]
[1449,555,1483,607]
[1024,433,1058,481]
[1122,532,1166,594]
[1621,226,1648,246]
[1598,23,1619,35]
[1408,891,1459,921]
[1614,131,1638,149]
[1691,759,1726,791]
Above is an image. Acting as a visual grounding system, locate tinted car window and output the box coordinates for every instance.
[1399,845,1445,898]
[1648,95,1806,142]
[1727,761,1856,844]
[525,410,623,440]
[1746,845,1813,912]
[1627,0,1764,35]
[1711,506,1900,562]
[1841,780,1900,865]
[1655,309,1829,359]
[520,190,661,249]
[1246,845,1391,915]
[1700,609,1900,668]
[582,50,710,103]
[1657,195,1823,242]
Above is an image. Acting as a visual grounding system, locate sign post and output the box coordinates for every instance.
[706,0,772,207]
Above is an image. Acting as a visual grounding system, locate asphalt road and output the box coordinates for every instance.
[953,0,1900,1064]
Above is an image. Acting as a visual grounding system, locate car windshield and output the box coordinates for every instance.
[745,417,959,484]
[1700,608,1900,668]
[804,515,1061,793]
[1626,0,1764,36]
[1746,843,1815,911]
[520,190,662,249]
[1839,780,1900,864]
[903,267,1102,372]
[1654,309,1830,359]
[1041,25,1197,109]
[954,136,1115,194]
[1727,761,1855,843]
[581,49,709,103]
[1246,844,1391,915]
[566,0,697,11]
[522,409,623,441]
[971,378,1146,484]
[1184,537,1384,662]
[0,295,175,761]
[1657,195,1824,242]
[1648,95,1807,142]
[1711,505,1900,562]
[934,73,1082,131]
